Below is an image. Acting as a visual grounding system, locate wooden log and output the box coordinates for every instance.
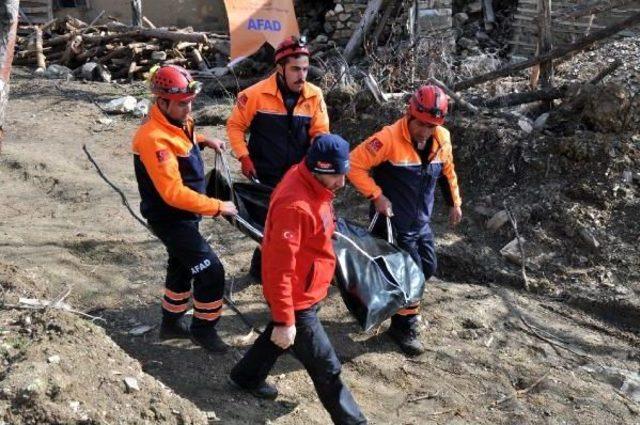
[427,77,480,114]
[142,16,156,29]
[35,27,46,72]
[190,48,208,71]
[479,86,567,108]
[538,0,553,89]
[60,35,82,66]
[454,11,640,91]
[589,59,622,84]
[343,0,385,63]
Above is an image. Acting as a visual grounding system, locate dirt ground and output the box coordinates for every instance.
[1,58,640,425]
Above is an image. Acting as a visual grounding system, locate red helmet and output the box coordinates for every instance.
[407,85,448,126]
[274,35,309,64]
[150,65,202,102]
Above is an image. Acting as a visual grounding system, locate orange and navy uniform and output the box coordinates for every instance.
[348,116,461,321]
[132,104,226,331]
[132,104,221,221]
[349,116,461,233]
[227,73,329,186]
[261,162,337,326]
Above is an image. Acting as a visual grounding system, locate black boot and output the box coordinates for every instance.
[159,317,191,340]
[249,248,262,282]
[387,326,425,356]
[191,329,230,354]
[228,375,279,400]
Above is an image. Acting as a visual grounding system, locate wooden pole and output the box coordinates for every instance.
[454,11,640,91]
[131,0,143,27]
[343,0,385,63]
[538,0,553,89]
[35,26,46,73]
[553,0,635,20]
[0,0,20,153]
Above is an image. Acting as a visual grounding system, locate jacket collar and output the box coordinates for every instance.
[399,116,443,158]
[261,72,315,100]
[296,161,334,202]
[149,104,195,142]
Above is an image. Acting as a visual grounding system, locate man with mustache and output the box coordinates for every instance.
[347,85,463,356]
[229,134,368,425]
[226,35,329,280]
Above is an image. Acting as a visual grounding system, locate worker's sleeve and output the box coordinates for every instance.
[261,205,312,326]
[195,133,206,150]
[347,135,391,200]
[138,138,222,216]
[226,91,255,159]
[308,93,330,138]
[441,145,462,207]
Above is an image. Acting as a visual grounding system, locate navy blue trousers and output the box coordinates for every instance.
[149,220,225,335]
[230,305,367,425]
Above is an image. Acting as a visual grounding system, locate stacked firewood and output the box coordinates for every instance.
[13,16,231,82]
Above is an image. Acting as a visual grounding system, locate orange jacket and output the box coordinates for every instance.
[261,162,336,326]
[132,104,221,221]
[226,73,329,184]
[349,116,461,230]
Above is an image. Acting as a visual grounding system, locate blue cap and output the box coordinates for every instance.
[305,134,350,175]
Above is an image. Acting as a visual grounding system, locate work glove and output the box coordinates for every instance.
[239,155,257,180]
[271,325,296,349]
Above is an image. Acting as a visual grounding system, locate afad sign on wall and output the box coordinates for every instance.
[224,0,300,64]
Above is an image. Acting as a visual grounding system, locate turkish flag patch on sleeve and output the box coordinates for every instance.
[366,138,383,154]
[155,149,170,163]
[237,93,248,110]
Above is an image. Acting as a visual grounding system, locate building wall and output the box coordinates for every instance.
[54,0,228,32]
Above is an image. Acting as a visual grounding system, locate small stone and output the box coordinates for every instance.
[465,1,482,14]
[500,237,525,265]
[22,315,32,326]
[44,64,74,80]
[151,51,167,61]
[578,228,600,250]
[457,37,478,50]
[97,117,114,125]
[486,210,509,232]
[518,118,534,134]
[534,112,550,131]
[338,13,350,22]
[334,3,344,13]
[323,22,334,33]
[206,411,221,422]
[475,30,491,42]
[47,355,61,364]
[314,34,329,44]
[622,170,633,184]
[69,400,80,412]
[453,12,469,27]
[124,377,140,393]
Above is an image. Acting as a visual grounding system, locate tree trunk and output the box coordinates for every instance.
[0,0,19,153]
[343,0,385,63]
[538,0,553,89]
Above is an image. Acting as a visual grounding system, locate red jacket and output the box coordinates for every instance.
[261,162,336,326]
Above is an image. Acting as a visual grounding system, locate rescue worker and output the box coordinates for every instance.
[226,35,330,279]
[132,65,238,353]
[348,85,462,356]
[229,134,368,425]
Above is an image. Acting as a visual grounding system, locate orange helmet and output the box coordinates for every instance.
[274,35,309,64]
[407,85,448,126]
[150,65,202,102]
